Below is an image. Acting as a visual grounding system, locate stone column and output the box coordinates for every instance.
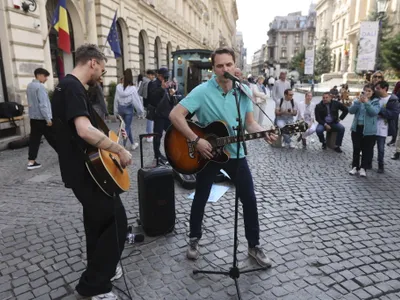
[85,0,98,44]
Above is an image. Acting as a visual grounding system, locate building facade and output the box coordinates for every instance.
[316,0,400,78]
[266,5,316,74]
[0,0,238,141]
[235,31,246,70]
[251,46,265,76]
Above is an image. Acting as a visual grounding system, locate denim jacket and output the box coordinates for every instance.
[349,98,380,135]
[26,79,52,121]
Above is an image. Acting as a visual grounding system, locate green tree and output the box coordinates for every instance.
[315,33,332,76]
[381,33,400,75]
[289,48,306,79]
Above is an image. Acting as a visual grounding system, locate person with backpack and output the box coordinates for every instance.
[26,68,58,170]
[275,89,298,149]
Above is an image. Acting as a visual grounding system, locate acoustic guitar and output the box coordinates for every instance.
[85,115,130,197]
[164,120,308,175]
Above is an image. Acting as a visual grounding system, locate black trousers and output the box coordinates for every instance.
[153,117,171,159]
[72,175,127,296]
[351,125,375,169]
[28,119,58,160]
[190,158,260,248]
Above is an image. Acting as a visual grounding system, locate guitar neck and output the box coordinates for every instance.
[217,130,275,147]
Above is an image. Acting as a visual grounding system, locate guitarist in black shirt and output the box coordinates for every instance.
[51,44,132,300]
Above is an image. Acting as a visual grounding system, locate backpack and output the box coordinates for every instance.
[0,102,24,127]
[0,102,24,118]
[279,98,294,109]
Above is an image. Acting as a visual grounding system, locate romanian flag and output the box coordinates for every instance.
[52,0,71,54]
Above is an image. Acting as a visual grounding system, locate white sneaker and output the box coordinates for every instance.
[349,167,358,175]
[146,137,153,143]
[131,143,139,150]
[359,168,366,177]
[111,265,122,282]
[92,291,118,300]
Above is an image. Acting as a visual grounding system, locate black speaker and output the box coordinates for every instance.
[137,165,175,236]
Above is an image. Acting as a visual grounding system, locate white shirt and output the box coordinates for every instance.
[272,80,291,104]
[297,101,315,124]
[376,95,391,137]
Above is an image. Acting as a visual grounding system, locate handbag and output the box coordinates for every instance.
[146,105,156,121]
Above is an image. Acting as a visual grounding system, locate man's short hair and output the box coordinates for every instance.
[34,68,50,77]
[146,69,156,75]
[75,44,107,65]
[375,80,389,91]
[284,88,292,95]
[305,91,313,97]
[323,92,331,97]
[211,47,236,66]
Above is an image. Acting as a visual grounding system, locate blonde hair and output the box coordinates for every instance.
[257,76,265,81]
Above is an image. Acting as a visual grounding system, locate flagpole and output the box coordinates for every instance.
[43,23,53,47]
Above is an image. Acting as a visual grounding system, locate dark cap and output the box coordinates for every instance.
[158,67,169,77]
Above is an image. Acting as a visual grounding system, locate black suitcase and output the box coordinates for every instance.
[137,134,175,236]
[173,170,196,190]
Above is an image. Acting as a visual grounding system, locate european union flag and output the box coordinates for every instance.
[107,10,122,58]
[51,4,60,27]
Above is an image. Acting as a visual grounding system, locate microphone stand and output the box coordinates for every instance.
[193,79,268,300]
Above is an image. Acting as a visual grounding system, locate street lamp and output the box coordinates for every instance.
[375,0,389,70]
[311,36,318,94]
[377,0,390,18]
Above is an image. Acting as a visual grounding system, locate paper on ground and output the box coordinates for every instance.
[188,184,230,203]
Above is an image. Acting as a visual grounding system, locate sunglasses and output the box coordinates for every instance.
[373,75,382,79]
[101,70,107,76]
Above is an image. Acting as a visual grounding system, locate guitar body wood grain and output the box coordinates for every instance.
[85,130,130,197]
[164,120,230,175]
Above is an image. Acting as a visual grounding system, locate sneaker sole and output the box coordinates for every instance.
[27,165,42,170]
[248,251,272,268]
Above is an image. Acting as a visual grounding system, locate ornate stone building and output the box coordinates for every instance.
[266,5,316,75]
[235,31,246,70]
[316,0,400,80]
[0,0,238,143]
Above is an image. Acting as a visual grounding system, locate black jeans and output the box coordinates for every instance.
[351,126,375,169]
[28,119,58,160]
[72,175,127,296]
[153,117,171,159]
[190,158,260,248]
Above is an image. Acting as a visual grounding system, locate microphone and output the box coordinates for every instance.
[223,72,241,82]
[126,226,145,244]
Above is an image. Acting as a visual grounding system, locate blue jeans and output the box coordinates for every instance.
[375,136,386,166]
[316,122,345,146]
[118,105,134,146]
[146,119,154,134]
[190,158,260,248]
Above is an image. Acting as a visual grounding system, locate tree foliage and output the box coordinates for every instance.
[315,33,332,76]
[289,48,306,79]
[381,33,400,75]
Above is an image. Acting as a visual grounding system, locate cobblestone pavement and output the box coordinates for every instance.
[1,93,400,300]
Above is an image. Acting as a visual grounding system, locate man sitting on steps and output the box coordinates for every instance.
[315,92,348,153]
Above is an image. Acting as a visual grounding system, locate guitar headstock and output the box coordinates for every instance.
[280,120,309,135]
[115,114,126,129]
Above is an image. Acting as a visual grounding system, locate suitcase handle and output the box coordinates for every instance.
[139,133,160,168]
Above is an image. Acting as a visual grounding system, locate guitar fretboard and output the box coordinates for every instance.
[216,130,274,147]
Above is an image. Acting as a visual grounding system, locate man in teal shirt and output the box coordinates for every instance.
[170,47,276,268]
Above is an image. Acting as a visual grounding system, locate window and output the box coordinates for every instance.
[308,32,314,44]
[282,34,287,44]
[295,33,300,44]
[281,48,287,58]
[294,47,299,56]
[296,21,300,28]
[342,19,346,37]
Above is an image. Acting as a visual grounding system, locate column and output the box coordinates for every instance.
[86,0,98,44]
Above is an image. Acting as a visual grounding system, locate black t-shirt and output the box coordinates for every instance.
[51,74,96,188]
